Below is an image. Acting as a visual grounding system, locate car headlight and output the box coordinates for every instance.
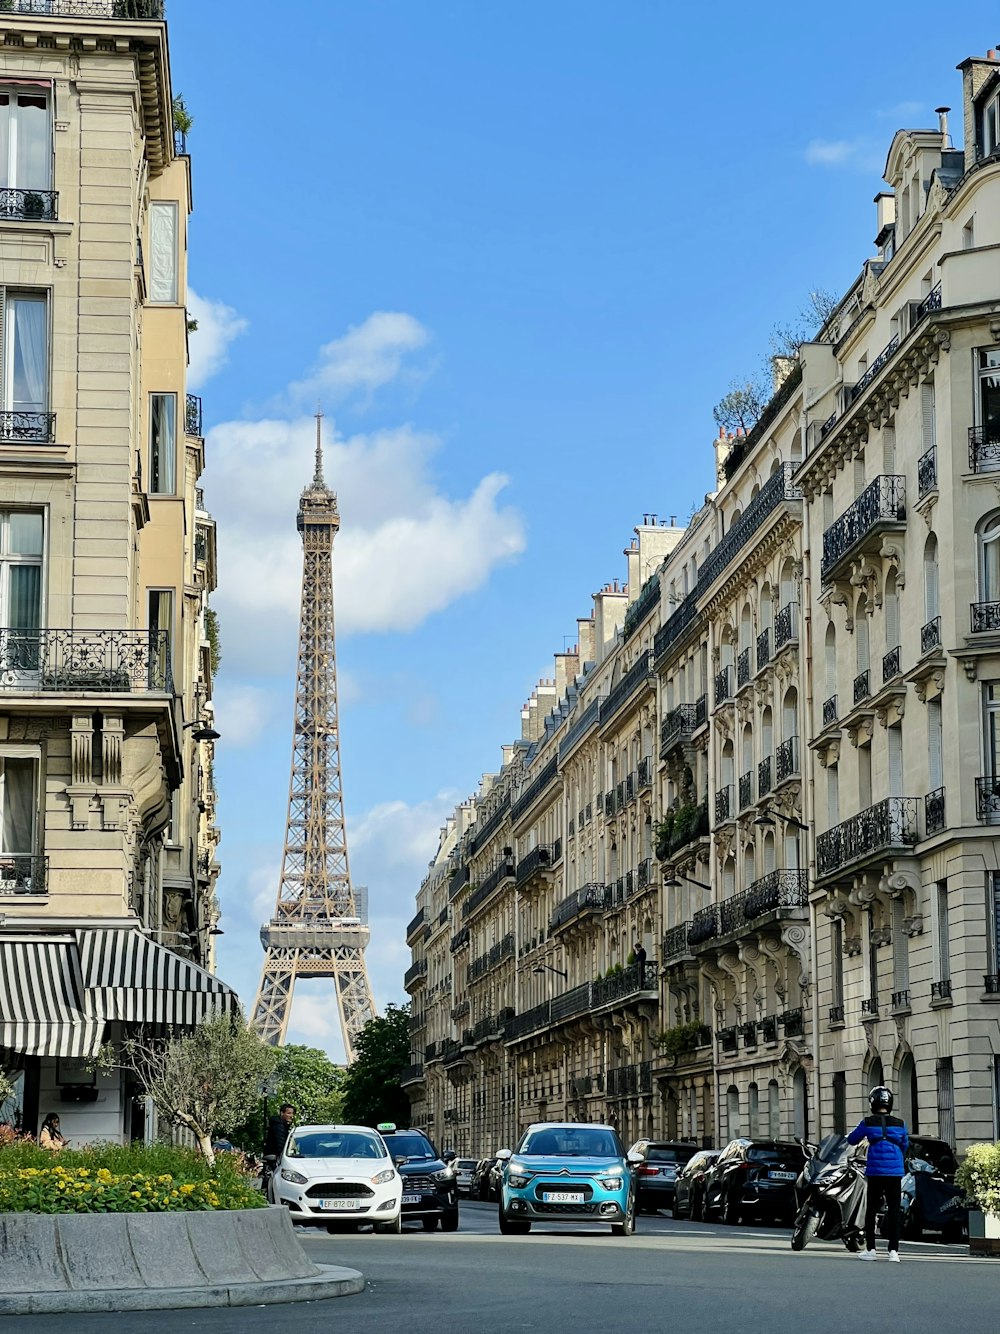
[433,1168,455,1182]
[602,1176,623,1191]
[372,1168,396,1185]
[280,1168,308,1185]
[507,1173,530,1189]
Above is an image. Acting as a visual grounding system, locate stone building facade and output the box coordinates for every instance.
[0,2,230,1143]
[404,52,1000,1158]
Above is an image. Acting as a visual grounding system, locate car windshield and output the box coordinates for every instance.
[520,1128,622,1157]
[747,1145,805,1164]
[647,1146,696,1164]
[383,1133,436,1161]
[287,1131,386,1160]
[457,1159,477,1170]
[910,1139,958,1176]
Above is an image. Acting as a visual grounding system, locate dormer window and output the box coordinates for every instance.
[981,87,1000,156]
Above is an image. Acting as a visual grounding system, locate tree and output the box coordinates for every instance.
[712,378,769,435]
[226,1044,346,1149]
[105,1013,278,1167]
[340,1004,411,1129]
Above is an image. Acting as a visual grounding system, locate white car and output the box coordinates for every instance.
[454,1157,479,1196]
[268,1123,403,1233]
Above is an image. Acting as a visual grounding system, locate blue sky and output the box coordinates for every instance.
[168,0,1000,1060]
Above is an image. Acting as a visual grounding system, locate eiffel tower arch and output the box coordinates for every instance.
[251,414,376,1061]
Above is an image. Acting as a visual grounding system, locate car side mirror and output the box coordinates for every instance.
[393,1155,408,1167]
[443,1149,457,1163]
[495,1148,512,1161]
[626,1151,644,1166]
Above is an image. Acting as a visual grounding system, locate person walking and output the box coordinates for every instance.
[847,1085,908,1262]
[38,1112,68,1152]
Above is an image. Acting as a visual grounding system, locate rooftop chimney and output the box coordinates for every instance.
[935,105,951,148]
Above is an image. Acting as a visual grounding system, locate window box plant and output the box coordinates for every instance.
[955,1142,1000,1255]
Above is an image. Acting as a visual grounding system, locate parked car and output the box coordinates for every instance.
[703,1138,806,1225]
[629,1139,699,1213]
[472,1156,500,1201]
[496,1121,642,1236]
[670,1149,720,1221]
[454,1157,479,1196]
[267,1123,402,1232]
[379,1126,459,1231]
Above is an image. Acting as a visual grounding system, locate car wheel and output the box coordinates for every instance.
[670,1197,684,1220]
[691,1189,704,1222]
[422,1216,439,1231]
[498,1206,531,1235]
[441,1206,459,1233]
[723,1191,742,1226]
[376,1214,402,1235]
[611,1201,636,1237]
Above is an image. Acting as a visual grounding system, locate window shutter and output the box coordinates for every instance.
[888,725,903,797]
[891,897,909,992]
[0,286,5,409]
[936,1059,955,1147]
[886,587,900,651]
[921,382,936,453]
[882,424,896,474]
[928,699,943,789]
[937,882,951,981]
[832,919,844,1006]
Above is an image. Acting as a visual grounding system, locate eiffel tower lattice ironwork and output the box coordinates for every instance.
[251,412,376,1060]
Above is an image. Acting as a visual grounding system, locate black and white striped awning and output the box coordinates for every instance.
[0,938,104,1059]
[76,928,239,1027]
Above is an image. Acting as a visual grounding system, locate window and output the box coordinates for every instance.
[978,514,1000,602]
[882,423,895,474]
[891,897,909,999]
[0,510,42,635]
[963,217,975,250]
[0,748,39,855]
[990,873,1000,975]
[148,201,178,303]
[832,1072,847,1135]
[923,534,939,621]
[831,918,844,1010]
[149,393,176,494]
[1,289,48,421]
[0,87,50,189]
[977,349,1000,444]
[928,699,943,791]
[888,725,903,799]
[982,90,1000,156]
[768,1079,780,1138]
[921,382,935,455]
[148,588,173,685]
[936,1058,955,1147]
[858,743,872,810]
[935,881,950,983]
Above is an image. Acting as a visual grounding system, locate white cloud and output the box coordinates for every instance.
[213,682,274,747]
[187,289,248,390]
[288,311,431,405]
[804,137,883,173]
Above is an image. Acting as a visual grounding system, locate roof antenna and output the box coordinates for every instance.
[313,402,326,487]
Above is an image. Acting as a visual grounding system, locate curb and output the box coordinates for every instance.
[0,1264,365,1315]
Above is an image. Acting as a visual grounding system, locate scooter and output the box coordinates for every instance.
[790,1134,867,1252]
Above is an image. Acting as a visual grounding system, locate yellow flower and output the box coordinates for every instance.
[180,1183,195,1194]
[130,1191,141,1199]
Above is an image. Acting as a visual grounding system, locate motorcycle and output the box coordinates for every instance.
[790,1134,866,1252]
[260,1153,278,1199]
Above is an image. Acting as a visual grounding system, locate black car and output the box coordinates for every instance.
[703,1138,806,1224]
[894,1135,965,1241]
[471,1156,501,1201]
[380,1127,459,1231]
[629,1140,699,1213]
[671,1149,720,1220]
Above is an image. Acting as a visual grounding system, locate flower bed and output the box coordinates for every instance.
[0,1141,264,1214]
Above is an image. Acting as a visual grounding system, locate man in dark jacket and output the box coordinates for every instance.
[263,1103,296,1159]
[847,1085,908,1261]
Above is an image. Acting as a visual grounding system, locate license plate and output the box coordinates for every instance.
[659,1169,676,1178]
[542,1191,584,1203]
[401,1194,422,1205]
[319,1198,361,1210]
[768,1171,797,1181]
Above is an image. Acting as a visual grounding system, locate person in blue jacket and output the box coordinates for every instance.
[847,1085,909,1262]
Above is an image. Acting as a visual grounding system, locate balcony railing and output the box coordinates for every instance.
[559,698,601,762]
[984,974,1000,994]
[662,922,691,962]
[695,694,708,728]
[736,648,751,689]
[449,926,470,953]
[607,1060,652,1098]
[917,445,937,497]
[931,979,952,1001]
[780,1008,804,1037]
[853,669,870,705]
[0,187,58,222]
[0,410,56,443]
[698,464,802,590]
[924,787,946,836]
[774,601,798,651]
[504,1000,551,1042]
[860,997,879,1019]
[715,784,732,824]
[971,601,1000,633]
[775,735,799,784]
[623,574,661,639]
[975,776,1000,822]
[821,475,905,580]
[882,646,901,683]
[717,1026,738,1053]
[0,627,172,692]
[511,755,559,821]
[740,1021,757,1049]
[816,796,919,877]
[637,857,651,890]
[739,771,754,811]
[828,1004,845,1025]
[921,616,941,654]
[462,856,516,918]
[969,424,1000,473]
[714,665,732,707]
[185,393,203,437]
[717,871,809,936]
[515,842,558,886]
[550,882,609,931]
[756,628,770,673]
[822,695,838,727]
[757,756,772,799]
[550,983,592,1025]
[891,990,910,1011]
[0,1,165,14]
[660,704,698,755]
[600,651,653,726]
[637,756,652,789]
[846,335,899,406]
[0,854,48,896]
[653,594,699,662]
[914,282,941,322]
[592,960,657,1009]
[406,907,426,940]
[399,1064,424,1085]
[689,904,719,947]
[758,1015,778,1044]
[403,959,428,988]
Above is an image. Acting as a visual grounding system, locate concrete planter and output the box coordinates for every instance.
[0,1205,363,1313]
[968,1208,1000,1256]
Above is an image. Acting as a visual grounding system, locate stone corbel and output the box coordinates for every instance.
[849,876,878,907]
[962,659,978,683]
[780,922,811,991]
[913,669,945,703]
[880,868,920,918]
[844,934,863,957]
[931,328,951,360]
[817,737,841,768]
[846,716,875,748]
[903,913,924,937]
[870,926,892,948]
[879,535,905,590]
[875,696,905,728]
[823,893,858,935]
[850,557,882,608]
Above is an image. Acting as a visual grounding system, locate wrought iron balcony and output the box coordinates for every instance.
[717,1026,738,1053]
[408,1011,426,1032]
[623,573,661,640]
[549,983,592,1024]
[0,1,165,14]
[638,756,652,789]
[740,1021,758,1049]
[756,628,770,673]
[891,989,910,1011]
[515,841,559,886]
[550,882,610,931]
[637,857,651,890]
[689,903,719,947]
[971,601,1000,633]
[846,335,899,406]
[185,393,203,437]
[975,776,1000,822]
[828,1004,845,1025]
[780,1008,804,1037]
[776,735,799,784]
[660,703,698,755]
[921,616,941,654]
[985,974,1000,994]
[606,1060,652,1098]
[736,648,751,689]
[399,1063,424,1086]
[822,695,838,727]
[403,959,428,988]
[715,784,733,824]
[821,475,905,581]
[717,871,809,937]
[0,410,56,443]
[406,907,426,941]
[599,651,653,727]
[860,997,879,1019]
[914,282,941,322]
[0,627,171,692]
[462,856,516,918]
[774,601,798,651]
[625,772,636,804]
[511,755,559,821]
[0,853,47,896]
[757,756,772,799]
[504,1000,551,1043]
[969,424,1000,473]
[820,412,837,440]
[739,771,754,811]
[758,1015,778,1044]
[816,796,918,878]
[698,464,802,590]
[931,979,952,1001]
[853,669,871,705]
[695,694,708,728]
[714,665,732,707]
[653,594,698,663]
[917,445,937,498]
[882,646,901,683]
[0,187,58,222]
[592,960,657,1010]
[924,787,945,836]
[449,925,470,953]
[662,922,691,962]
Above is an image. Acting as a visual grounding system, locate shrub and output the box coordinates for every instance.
[955,1142,1000,1215]
[654,1019,708,1059]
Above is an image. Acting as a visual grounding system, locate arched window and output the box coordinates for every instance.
[768,1079,780,1138]
[743,841,755,888]
[726,1085,740,1140]
[924,532,940,622]
[898,1052,919,1133]
[866,1054,884,1103]
[722,856,736,898]
[763,830,776,874]
[885,572,900,655]
[856,598,870,674]
[977,514,1000,604]
[782,687,798,743]
[824,624,837,703]
[748,1082,759,1137]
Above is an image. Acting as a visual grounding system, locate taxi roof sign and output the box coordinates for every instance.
[377,1122,396,1132]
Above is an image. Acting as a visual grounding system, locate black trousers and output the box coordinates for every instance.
[864,1175,902,1251]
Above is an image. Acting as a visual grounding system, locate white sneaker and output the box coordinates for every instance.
[888,1251,900,1263]
[858,1249,877,1261]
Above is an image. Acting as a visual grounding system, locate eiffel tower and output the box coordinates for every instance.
[251,412,376,1061]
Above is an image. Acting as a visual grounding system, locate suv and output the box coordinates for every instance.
[629,1139,698,1213]
[379,1126,459,1231]
[703,1138,806,1224]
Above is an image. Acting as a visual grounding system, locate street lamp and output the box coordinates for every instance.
[532,964,568,978]
[183,719,221,743]
[753,808,809,833]
[663,873,712,890]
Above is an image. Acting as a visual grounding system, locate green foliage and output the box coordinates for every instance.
[341,1004,411,1129]
[712,379,768,435]
[226,1045,346,1150]
[0,1069,14,1107]
[0,1142,263,1214]
[956,1142,1000,1215]
[204,607,221,676]
[172,94,193,136]
[654,1020,708,1059]
[656,801,709,860]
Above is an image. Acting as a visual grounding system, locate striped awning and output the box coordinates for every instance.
[76,928,239,1027]
[0,938,104,1058]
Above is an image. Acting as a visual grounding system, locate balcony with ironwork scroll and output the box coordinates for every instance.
[550,881,610,933]
[860,997,879,1020]
[606,1061,652,1098]
[918,445,937,498]
[757,755,772,800]
[637,756,653,790]
[698,464,802,591]
[714,665,732,709]
[714,784,733,826]
[504,999,551,1043]
[449,925,470,954]
[404,959,428,989]
[882,646,901,684]
[592,960,657,1012]
[781,1008,804,1037]
[600,652,653,729]
[924,787,946,836]
[775,735,799,786]
[975,777,1000,823]
[660,703,698,758]
[662,922,692,963]
[0,2,165,15]
[406,907,426,943]
[656,799,710,861]
[715,871,809,941]
[653,594,699,664]
[736,648,751,690]
[822,696,838,728]
[921,616,941,655]
[559,698,600,763]
[815,796,919,879]
[739,771,754,811]
[0,854,47,896]
[846,335,900,407]
[690,903,719,948]
[400,1063,424,1087]
[0,628,171,693]
[185,394,203,438]
[821,475,905,582]
[515,840,560,888]
[853,670,870,706]
[774,602,798,652]
[756,628,770,674]
[0,188,58,222]
[971,601,1000,633]
[717,1026,737,1054]
[462,854,516,919]
[511,756,559,822]
[0,410,56,444]
[623,573,661,640]
[969,424,1000,473]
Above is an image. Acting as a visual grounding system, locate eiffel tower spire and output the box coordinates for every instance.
[251,417,376,1060]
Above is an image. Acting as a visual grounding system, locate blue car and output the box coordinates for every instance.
[496,1121,641,1236]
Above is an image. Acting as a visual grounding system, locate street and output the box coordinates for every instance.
[0,1201,995,1334]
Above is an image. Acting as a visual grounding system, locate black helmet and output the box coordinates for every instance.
[869,1086,893,1113]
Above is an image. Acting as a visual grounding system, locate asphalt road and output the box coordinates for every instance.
[1,1200,995,1334]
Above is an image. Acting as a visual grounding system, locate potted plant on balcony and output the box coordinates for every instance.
[956,1142,1000,1255]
